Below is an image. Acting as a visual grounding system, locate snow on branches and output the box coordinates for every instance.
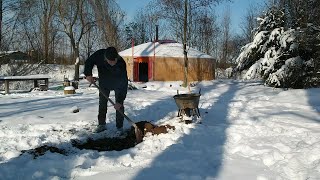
[233,7,319,88]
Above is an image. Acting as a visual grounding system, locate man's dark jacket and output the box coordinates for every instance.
[84,49,128,102]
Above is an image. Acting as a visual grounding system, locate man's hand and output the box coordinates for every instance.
[114,103,122,110]
[85,76,95,84]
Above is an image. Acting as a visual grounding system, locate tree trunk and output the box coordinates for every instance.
[183,0,188,87]
[0,0,2,49]
[71,40,81,82]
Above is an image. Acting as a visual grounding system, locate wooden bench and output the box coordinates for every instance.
[0,74,50,94]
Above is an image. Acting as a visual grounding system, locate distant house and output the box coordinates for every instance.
[0,51,31,64]
[119,40,216,82]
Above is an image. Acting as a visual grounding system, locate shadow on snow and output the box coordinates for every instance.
[132,80,241,179]
[306,87,320,116]
[0,80,242,179]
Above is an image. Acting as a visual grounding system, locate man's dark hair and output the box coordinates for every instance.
[105,47,118,61]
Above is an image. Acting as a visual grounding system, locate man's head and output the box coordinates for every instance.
[105,46,118,66]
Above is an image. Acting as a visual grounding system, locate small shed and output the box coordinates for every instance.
[0,51,31,64]
[119,40,215,82]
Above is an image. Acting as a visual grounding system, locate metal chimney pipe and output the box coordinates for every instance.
[155,25,159,42]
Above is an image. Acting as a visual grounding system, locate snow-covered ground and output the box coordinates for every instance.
[0,74,319,179]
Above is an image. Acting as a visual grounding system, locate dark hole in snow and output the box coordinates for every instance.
[21,145,67,159]
[72,121,175,151]
[21,121,175,157]
[72,128,138,151]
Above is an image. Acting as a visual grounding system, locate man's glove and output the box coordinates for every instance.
[114,103,122,110]
[85,76,95,84]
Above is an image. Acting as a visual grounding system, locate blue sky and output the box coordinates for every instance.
[215,0,266,31]
[116,0,151,21]
[116,0,266,32]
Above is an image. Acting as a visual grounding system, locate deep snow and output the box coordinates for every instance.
[0,71,319,180]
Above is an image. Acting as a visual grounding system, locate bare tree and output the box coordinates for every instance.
[148,0,227,85]
[89,0,124,49]
[192,11,218,54]
[240,3,259,43]
[220,6,231,68]
[183,0,188,86]
[7,1,42,60]
[57,0,95,80]
[0,0,3,49]
[81,23,101,59]
[151,0,225,44]
[123,12,150,49]
[0,0,12,51]
[40,0,56,63]
[4,0,57,64]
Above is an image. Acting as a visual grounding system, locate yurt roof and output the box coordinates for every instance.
[119,41,213,59]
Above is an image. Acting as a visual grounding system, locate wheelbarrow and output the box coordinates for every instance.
[173,90,201,118]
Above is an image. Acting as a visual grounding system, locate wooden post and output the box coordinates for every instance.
[4,80,9,94]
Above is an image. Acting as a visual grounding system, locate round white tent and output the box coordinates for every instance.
[119,40,215,82]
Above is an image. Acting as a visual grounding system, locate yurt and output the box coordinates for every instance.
[119,40,215,82]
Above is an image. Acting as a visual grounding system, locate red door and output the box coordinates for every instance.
[133,57,153,82]
[133,60,139,82]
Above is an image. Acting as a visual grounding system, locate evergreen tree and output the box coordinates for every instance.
[233,5,320,88]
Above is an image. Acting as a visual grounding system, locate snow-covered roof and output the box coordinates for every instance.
[119,41,213,59]
[0,74,50,80]
[0,51,28,59]
[0,51,20,54]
